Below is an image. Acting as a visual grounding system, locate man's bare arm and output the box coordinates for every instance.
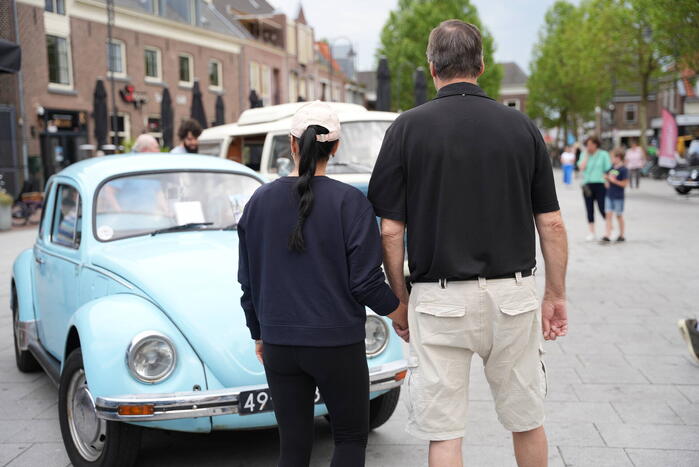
[380,218,410,305]
[535,210,568,340]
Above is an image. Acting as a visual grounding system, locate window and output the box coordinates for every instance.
[179,54,193,85]
[624,104,638,124]
[289,72,298,103]
[109,113,130,145]
[504,99,520,110]
[45,0,65,14]
[307,77,315,100]
[168,0,196,24]
[39,182,54,238]
[249,62,271,105]
[51,184,81,249]
[46,35,72,87]
[107,39,126,77]
[147,116,162,142]
[144,47,161,81]
[209,59,222,89]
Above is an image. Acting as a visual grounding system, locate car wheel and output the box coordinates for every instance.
[12,287,40,372]
[369,388,400,430]
[675,186,691,195]
[59,349,142,467]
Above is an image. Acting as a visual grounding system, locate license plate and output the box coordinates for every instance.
[238,387,324,415]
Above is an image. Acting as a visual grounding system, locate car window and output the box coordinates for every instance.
[242,136,266,171]
[327,121,392,174]
[94,171,262,241]
[51,184,82,249]
[38,182,53,239]
[268,134,292,173]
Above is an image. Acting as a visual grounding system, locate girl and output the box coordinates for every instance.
[578,136,611,241]
[238,101,408,467]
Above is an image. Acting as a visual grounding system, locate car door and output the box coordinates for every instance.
[32,182,83,360]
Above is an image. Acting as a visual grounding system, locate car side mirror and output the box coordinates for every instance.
[276,157,294,177]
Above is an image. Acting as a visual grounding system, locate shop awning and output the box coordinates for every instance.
[0,39,21,74]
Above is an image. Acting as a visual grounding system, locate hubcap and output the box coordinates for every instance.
[66,369,106,461]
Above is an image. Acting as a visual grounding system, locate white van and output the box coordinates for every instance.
[198,102,399,193]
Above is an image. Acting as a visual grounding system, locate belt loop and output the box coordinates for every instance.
[478,277,486,289]
[515,271,523,285]
[439,278,447,289]
[532,266,538,276]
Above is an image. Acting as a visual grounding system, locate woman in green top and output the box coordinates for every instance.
[577,136,612,241]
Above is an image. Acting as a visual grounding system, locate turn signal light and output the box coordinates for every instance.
[394,370,408,382]
[118,404,155,416]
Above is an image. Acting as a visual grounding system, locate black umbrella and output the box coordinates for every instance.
[0,39,21,73]
[161,88,173,149]
[249,90,263,108]
[376,57,391,111]
[93,80,108,149]
[190,81,207,129]
[414,67,427,107]
[214,95,225,126]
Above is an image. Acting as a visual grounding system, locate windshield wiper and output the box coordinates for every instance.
[150,222,213,236]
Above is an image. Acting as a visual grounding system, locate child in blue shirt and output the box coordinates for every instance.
[602,148,629,242]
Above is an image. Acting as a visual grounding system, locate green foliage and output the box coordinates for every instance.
[0,190,13,207]
[377,0,502,111]
[641,0,699,70]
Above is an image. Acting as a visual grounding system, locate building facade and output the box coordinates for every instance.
[498,62,528,113]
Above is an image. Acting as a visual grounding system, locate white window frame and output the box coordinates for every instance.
[46,34,74,91]
[208,59,223,90]
[145,115,162,142]
[178,53,194,87]
[107,38,127,79]
[504,98,520,110]
[109,113,131,145]
[261,64,271,105]
[624,103,638,124]
[144,46,162,82]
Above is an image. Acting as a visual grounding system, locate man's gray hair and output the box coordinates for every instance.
[426,20,483,80]
[133,134,160,153]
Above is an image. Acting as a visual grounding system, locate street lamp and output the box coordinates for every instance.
[328,36,356,102]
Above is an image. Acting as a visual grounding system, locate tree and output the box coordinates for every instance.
[642,0,699,71]
[377,0,502,112]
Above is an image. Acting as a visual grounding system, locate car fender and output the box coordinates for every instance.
[66,294,209,400]
[12,249,36,323]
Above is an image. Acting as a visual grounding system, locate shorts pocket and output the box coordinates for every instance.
[494,282,539,316]
[415,286,466,317]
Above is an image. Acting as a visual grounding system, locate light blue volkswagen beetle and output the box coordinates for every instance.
[10,154,407,467]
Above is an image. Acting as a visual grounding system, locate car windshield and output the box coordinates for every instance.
[327,121,392,174]
[94,171,262,241]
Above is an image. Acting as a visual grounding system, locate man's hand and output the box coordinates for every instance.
[387,303,410,342]
[255,340,264,364]
[541,296,567,340]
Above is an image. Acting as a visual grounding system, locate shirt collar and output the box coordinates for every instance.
[436,81,492,100]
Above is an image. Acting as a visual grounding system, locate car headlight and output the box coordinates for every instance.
[126,331,176,383]
[669,169,676,175]
[691,169,698,180]
[365,316,389,357]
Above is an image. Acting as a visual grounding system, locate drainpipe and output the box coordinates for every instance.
[12,0,29,181]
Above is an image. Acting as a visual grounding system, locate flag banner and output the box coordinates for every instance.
[658,108,678,168]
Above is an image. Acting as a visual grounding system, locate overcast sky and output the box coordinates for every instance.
[278,0,577,74]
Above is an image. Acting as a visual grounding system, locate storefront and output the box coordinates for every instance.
[39,108,89,182]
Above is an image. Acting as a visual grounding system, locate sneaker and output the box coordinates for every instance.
[585,234,595,242]
[600,237,611,243]
[616,236,626,242]
[678,319,699,365]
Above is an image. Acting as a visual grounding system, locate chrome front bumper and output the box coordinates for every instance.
[95,360,407,422]
[667,177,699,187]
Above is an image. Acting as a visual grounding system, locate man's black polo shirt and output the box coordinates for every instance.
[368,82,560,283]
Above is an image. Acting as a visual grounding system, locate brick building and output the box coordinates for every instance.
[498,62,528,113]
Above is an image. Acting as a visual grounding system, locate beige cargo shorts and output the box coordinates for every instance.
[405,274,547,441]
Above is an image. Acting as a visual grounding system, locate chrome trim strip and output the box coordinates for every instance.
[95,360,408,422]
[34,245,81,266]
[16,320,38,351]
[81,264,135,290]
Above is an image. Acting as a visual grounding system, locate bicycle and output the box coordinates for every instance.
[11,191,43,226]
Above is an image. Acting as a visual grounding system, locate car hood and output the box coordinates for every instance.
[90,231,265,388]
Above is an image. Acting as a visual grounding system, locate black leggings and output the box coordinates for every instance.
[263,342,369,467]
[584,182,606,223]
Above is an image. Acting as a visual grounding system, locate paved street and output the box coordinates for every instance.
[1,174,698,466]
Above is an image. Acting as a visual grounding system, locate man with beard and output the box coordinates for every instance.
[171,119,202,154]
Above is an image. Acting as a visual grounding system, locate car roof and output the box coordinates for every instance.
[55,153,263,193]
[200,102,398,141]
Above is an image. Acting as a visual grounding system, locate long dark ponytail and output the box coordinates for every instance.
[288,125,336,252]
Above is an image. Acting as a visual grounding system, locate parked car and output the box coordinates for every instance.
[198,102,399,193]
[11,154,407,467]
[667,165,699,195]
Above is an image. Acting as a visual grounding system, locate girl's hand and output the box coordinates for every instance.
[255,340,264,364]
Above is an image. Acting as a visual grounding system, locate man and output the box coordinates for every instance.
[132,134,160,153]
[368,20,569,467]
[171,119,202,153]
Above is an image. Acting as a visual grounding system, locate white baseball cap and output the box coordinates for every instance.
[289,101,341,142]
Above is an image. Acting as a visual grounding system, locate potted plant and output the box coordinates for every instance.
[0,189,13,231]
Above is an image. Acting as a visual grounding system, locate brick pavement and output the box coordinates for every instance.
[0,174,698,466]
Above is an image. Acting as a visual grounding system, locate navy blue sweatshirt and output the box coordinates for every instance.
[237,176,399,346]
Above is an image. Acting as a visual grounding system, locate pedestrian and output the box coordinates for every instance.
[625,138,645,189]
[678,319,699,365]
[132,134,160,153]
[170,119,201,154]
[578,136,611,241]
[601,148,629,243]
[237,101,408,467]
[560,145,576,186]
[368,19,569,467]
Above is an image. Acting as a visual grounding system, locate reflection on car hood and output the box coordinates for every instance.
[91,231,265,388]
